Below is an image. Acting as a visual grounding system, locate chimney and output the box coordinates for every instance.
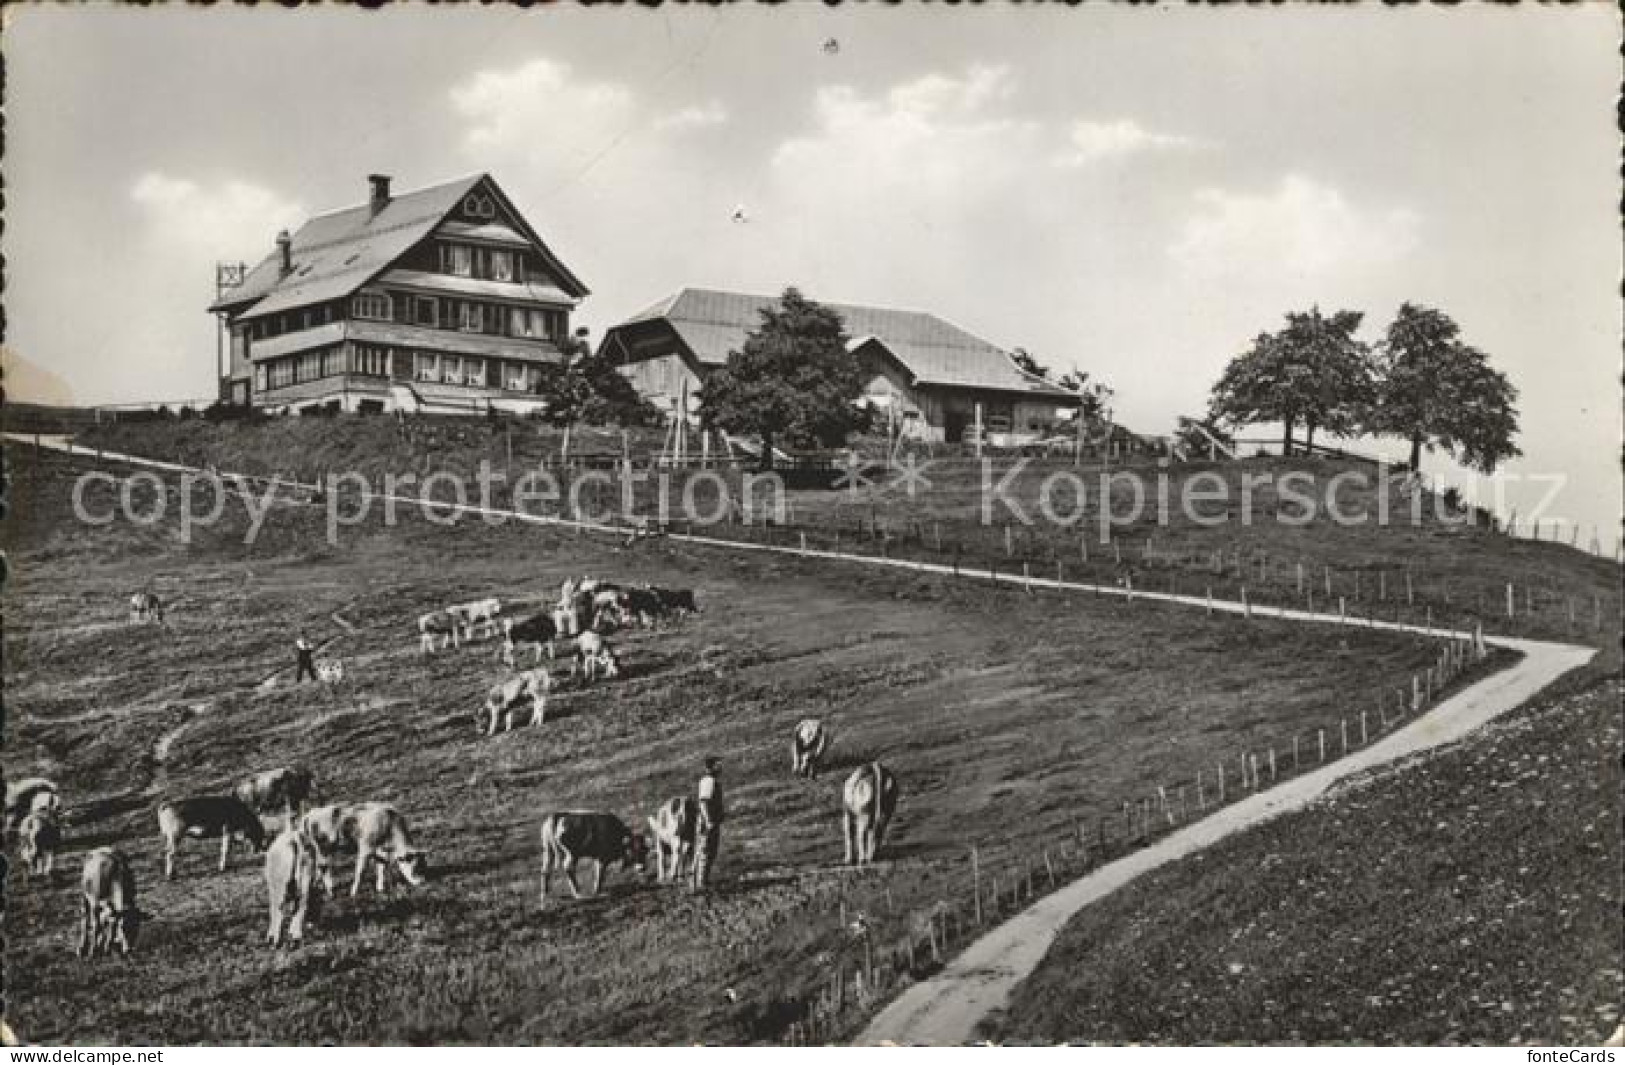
[368,174,392,216]
[276,230,293,276]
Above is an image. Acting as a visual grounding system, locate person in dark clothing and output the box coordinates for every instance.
[294,636,317,683]
[693,756,724,891]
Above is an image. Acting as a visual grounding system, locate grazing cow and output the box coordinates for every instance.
[538,811,647,903]
[5,777,60,833]
[842,762,900,867]
[76,848,144,957]
[315,658,345,687]
[156,796,267,879]
[129,591,165,625]
[590,589,625,631]
[790,718,830,779]
[481,668,552,734]
[301,802,429,897]
[551,603,580,639]
[500,612,558,668]
[448,597,504,642]
[263,826,322,948]
[235,767,315,820]
[18,810,61,877]
[647,797,696,883]
[417,609,462,654]
[652,587,700,616]
[572,630,621,682]
[618,587,665,629]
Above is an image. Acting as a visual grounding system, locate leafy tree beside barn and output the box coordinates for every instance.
[697,287,869,468]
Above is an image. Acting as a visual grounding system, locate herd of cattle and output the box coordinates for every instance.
[9,575,904,962]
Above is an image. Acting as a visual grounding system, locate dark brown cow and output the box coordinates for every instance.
[235,766,315,819]
[538,811,647,903]
[157,795,267,879]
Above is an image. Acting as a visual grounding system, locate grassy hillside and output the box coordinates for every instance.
[3,447,1470,1044]
[984,674,1622,1045]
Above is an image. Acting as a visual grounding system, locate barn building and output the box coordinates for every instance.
[209,173,588,414]
[599,288,1081,445]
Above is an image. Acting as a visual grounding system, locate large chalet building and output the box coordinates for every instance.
[209,173,587,414]
[599,288,1081,446]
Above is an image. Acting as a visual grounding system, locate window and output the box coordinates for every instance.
[352,290,391,320]
[413,297,438,327]
[440,355,463,385]
[415,352,439,383]
[457,302,484,333]
[355,344,390,377]
[463,358,485,387]
[489,249,513,283]
[321,348,345,377]
[298,352,323,382]
[510,307,562,339]
[254,365,269,393]
[463,193,496,219]
[270,359,296,389]
[441,244,473,278]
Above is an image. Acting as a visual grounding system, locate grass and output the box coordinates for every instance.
[982,673,1622,1045]
[1,446,1476,1045]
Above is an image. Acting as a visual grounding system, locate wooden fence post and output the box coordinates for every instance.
[1318,728,1326,763]
[971,846,983,926]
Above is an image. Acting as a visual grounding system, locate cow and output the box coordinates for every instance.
[538,811,647,903]
[235,767,315,820]
[129,591,165,625]
[842,762,900,867]
[552,603,581,639]
[315,658,345,687]
[263,826,322,948]
[791,718,830,779]
[18,810,61,878]
[647,796,696,884]
[76,848,144,958]
[418,609,462,654]
[500,612,558,668]
[448,597,503,642]
[618,587,666,629]
[651,587,700,616]
[5,777,60,833]
[481,668,552,734]
[301,802,429,897]
[572,630,621,682]
[589,589,625,631]
[156,795,267,879]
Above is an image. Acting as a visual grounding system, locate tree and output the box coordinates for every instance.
[1056,370,1114,423]
[1207,306,1375,454]
[533,328,661,428]
[1370,303,1520,472]
[696,287,869,469]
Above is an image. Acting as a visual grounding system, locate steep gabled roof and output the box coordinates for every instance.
[612,287,1077,399]
[210,174,588,320]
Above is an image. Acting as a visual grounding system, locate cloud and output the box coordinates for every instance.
[131,174,305,259]
[1170,174,1421,281]
[655,102,728,131]
[1057,118,1201,167]
[451,58,638,187]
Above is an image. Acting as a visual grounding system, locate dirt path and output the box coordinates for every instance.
[858,632,1596,1045]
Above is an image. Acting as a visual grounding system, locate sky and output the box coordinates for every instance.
[3,5,1619,540]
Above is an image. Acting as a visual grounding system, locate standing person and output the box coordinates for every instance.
[692,756,725,892]
[294,636,317,683]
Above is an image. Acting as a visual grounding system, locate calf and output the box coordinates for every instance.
[301,802,429,897]
[264,826,322,948]
[790,718,830,779]
[647,796,696,883]
[156,795,267,879]
[77,848,144,957]
[481,668,552,734]
[418,609,462,654]
[842,762,900,867]
[235,767,315,819]
[538,811,647,903]
[448,597,504,642]
[129,591,165,625]
[18,810,61,878]
[5,777,60,833]
[572,631,621,682]
[500,612,558,668]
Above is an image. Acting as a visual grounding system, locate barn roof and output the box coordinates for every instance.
[612,287,1077,399]
[210,174,588,320]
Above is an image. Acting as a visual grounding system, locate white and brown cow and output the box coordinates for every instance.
[842,762,900,867]
[301,802,429,898]
[791,718,830,779]
[77,848,144,957]
[538,811,647,903]
[129,591,165,625]
[481,668,553,734]
[235,766,315,820]
[417,609,462,654]
[157,795,268,879]
[5,777,60,833]
[18,810,61,878]
[499,612,559,668]
[263,825,323,948]
[647,797,696,884]
[448,597,504,642]
[572,630,621,683]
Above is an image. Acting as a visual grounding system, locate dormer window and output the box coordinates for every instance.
[463,193,496,219]
[352,290,392,321]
